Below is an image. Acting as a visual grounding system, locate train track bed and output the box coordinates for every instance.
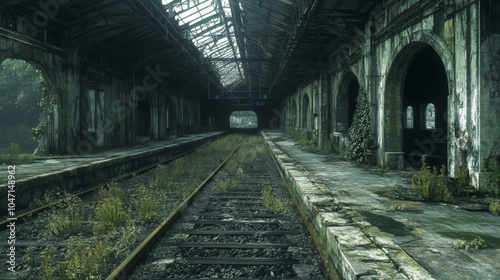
[128,137,327,279]
[0,135,243,279]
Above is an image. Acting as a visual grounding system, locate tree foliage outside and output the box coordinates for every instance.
[0,59,43,153]
[344,88,372,164]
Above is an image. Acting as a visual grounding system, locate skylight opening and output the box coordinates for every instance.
[162,0,244,87]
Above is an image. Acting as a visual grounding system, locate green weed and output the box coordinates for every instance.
[0,142,34,164]
[132,185,167,223]
[489,199,500,215]
[61,234,111,279]
[484,157,500,197]
[261,186,292,215]
[411,155,451,201]
[216,178,237,192]
[452,236,486,251]
[46,196,84,236]
[40,244,59,279]
[94,196,129,232]
[386,203,409,211]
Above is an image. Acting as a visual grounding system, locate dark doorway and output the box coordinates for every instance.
[403,46,448,168]
[337,72,360,132]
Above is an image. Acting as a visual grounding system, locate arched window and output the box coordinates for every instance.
[425,103,435,129]
[405,106,414,129]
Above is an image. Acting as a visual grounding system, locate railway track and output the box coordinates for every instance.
[0,135,328,279]
[122,138,327,279]
[0,135,241,279]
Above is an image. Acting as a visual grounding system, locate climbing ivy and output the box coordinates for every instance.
[344,88,372,164]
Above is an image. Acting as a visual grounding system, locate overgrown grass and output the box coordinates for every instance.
[216,177,237,192]
[489,199,500,215]
[60,235,112,279]
[94,196,129,233]
[45,196,84,236]
[34,134,245,278]
[40,244,58,280]
[261,186,292,215]
[0,142,34,164]
[131,185,167,223]
[411,155,451,202]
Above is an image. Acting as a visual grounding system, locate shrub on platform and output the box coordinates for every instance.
[484,156,500,198]
[411,155,451,202]
[489,200,500,215]
[344,89,372,164]
[452,236,486,251]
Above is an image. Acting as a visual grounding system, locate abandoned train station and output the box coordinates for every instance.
[1,0,500,279]
[1,0,499,188]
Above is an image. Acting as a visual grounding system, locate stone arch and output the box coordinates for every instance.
[383,31,454,169]
[336,71,360,132]
[0,49,61,154]
[0,58,44,152]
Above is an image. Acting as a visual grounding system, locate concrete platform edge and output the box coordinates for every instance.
[262,131,435,280]
[0,132,224,214]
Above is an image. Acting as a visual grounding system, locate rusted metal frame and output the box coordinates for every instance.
[106,142,243,280]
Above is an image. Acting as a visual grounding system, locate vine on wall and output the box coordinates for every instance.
[344,88,372,164]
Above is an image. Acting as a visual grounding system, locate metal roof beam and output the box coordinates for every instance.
[214,0,243,83]
[179,13,219,31]
[229,0,250,88]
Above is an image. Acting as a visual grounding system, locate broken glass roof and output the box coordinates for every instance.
[162,0,243,87]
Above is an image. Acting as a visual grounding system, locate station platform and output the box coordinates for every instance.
[0,131,224,213]
[262,130,500,280]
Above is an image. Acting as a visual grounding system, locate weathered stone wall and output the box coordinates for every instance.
[282,0,488,188]
[0,28,203,154]
[0,33,78,155]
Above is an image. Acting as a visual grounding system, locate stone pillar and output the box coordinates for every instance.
[318,69,328,149]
